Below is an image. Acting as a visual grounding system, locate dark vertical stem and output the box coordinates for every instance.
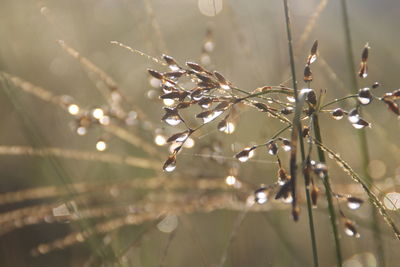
[312,115,342,267]
[282,1,319,266]
[339,1,385,265]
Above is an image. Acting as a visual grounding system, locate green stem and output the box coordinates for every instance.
[312,115,342,267]
[339,1,385,265]
[282,1,319,266]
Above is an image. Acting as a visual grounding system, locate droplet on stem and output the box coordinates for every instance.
[332,108,344,120]
[163,154,177,172]
[235,146,256,162]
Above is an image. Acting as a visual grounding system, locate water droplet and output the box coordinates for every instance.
[281,139,291,151]
[235,147,255,162]
[348,108,360,123]
[332,108,344,120]
[344,220,360,238]
[68,104,80,115]
[347,197,363,210]
[314,162,328,178]
[202,110,223,124]
[308,54,317,64]
[267,141,278,155]
[163,98,175,106]
[352,119,370,129]
[220,84,231,90]
[254,187,268,204]
[357,88,373,105]
[96,140,107,151]
[163,155,176,172]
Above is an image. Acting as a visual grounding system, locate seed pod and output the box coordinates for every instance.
[254,187,269,204]
[167,130,192,143]
[357,87,373,105]
[306,40,318,65]
[314,162,328,178]
[161,108,182,126]
[344,220,360,238]
[162,54,180,71]
[186,62,206,73]
[358,44,369,78]
[352,118,370,129]
[198,97,213,109]
[235,146,256,162]
[267,141,278,155]
[332,108,344,120]
[372,82,380,89]
[164,70,185,79]
[190,88,204,100]
[392,89,400,100]
[176,101,192,109]
[311,185,319,208]
[306,90,317,105]
[280,138,291,152]
[214,101,231,111]
[281,107,294,115]
[196,110,223,123]
[163,154,177,172]
[347,108,360,123]
[347,197,363,210]
[253,102,270,112]
[147,69,164,80]
[275,181,292,203]
[382,98,400,116]
[160,92,182,100]
[302,126,310,137]
[213,71,231,90]
[304,65,313,82]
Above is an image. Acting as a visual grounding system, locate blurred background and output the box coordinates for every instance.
[0,0,400,266]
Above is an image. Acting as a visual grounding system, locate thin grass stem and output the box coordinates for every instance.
[282,1,319,266]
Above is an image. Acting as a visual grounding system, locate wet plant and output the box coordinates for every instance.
[1,1,400,267]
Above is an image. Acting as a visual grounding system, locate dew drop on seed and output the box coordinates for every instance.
[308,54,317,64]
[202,110,223,124]
[281,139,291,152]
[267,142,278,155]
[163,155,177,172]
[163,98,175,106]
[332,108,344,120]
[348,108,360,123]
[347,201,361,210]
[255,187,268,204]
[235,147,255,163]
[357,88,373,105]
[164,116,181,126]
